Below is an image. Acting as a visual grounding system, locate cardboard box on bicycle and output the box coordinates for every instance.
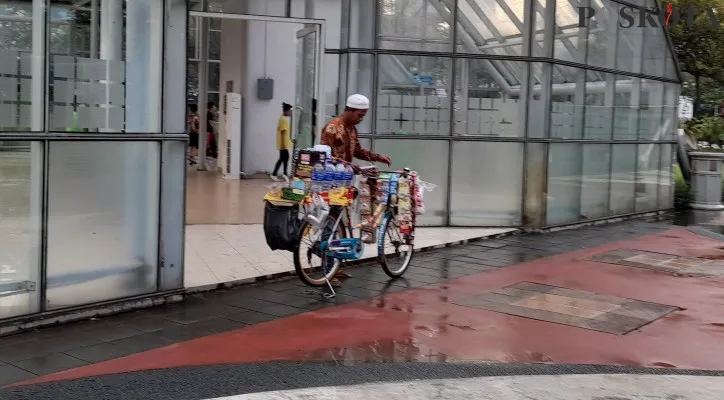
[293,149,327,179]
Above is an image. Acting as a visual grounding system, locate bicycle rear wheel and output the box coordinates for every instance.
[377,214,414,278]
[293,214,346,287]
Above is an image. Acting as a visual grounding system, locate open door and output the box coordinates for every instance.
[293,25,320,151]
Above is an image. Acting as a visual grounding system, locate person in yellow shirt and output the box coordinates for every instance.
[271,102,293,181]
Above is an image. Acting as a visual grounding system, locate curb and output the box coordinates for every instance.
[185,228,522,294]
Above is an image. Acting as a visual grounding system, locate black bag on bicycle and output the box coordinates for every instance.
[263,201,302,252]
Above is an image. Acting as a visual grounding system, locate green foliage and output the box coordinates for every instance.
[686,116,724,143]
[668,0,724,112]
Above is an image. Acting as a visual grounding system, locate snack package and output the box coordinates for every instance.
[294,150,327,179]
[398,181,410,196]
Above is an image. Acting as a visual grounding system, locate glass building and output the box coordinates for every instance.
[0,0,679,323]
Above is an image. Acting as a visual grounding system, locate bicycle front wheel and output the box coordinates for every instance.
[378,214,414,278]
[293,214,346,287]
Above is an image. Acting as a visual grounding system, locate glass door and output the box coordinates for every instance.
[294,25,319,151]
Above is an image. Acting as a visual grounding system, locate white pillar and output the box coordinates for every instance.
[124,0,164,274]
[29,0,45,312]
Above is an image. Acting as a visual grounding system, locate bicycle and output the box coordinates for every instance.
[293,166,420,294]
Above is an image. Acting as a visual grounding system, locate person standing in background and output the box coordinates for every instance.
[271,102,293,181]
[206,101,219,159]
[187,104,200,165]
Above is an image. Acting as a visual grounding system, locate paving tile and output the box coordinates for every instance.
[566,298,621,313]
[517,293,573,306]
[11,353,88,376]
[467,240,509,249]
[510,282,557,293]
[609,301,678,321]
[547,287,596,299]
[63,342,138,364]
[583,313,652,335]
[0,361,37,386]
[117,316,186,333]
[226,310,281,324]
[476,292,518,305]
[491,287,540,299]
[585,294,632,305]
[184,317,248,333]
[0,336,105,364]
[223,296,282,312]
[451,298,592,328]
[256,303,306,318]
[109,333,177,353]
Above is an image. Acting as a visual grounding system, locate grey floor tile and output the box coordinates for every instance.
[109,333,177,353]
[184,317,248,333]
[256,304,306,318]
[225,310,280,324]
[0,361,37,386]
[117,316,185,333]
[11,353,88,377]
[63,342,137,364]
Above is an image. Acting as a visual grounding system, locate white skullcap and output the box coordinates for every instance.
[346,94,370,110]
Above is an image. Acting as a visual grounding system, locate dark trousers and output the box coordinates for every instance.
[273,149,290,176]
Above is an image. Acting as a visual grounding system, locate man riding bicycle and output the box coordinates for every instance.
[320,94,391,287]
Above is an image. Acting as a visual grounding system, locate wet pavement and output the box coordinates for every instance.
[3,215,724,398]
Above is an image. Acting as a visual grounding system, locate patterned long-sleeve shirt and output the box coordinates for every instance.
[320,117,383,163]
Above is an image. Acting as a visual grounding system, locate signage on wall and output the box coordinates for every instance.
[412,73,435,85]
[678,96,693,120]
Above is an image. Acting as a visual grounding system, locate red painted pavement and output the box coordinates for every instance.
[15,227,724,386]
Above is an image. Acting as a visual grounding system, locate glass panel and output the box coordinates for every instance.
[0,4,45,131]
[377,55,452,136]
[658,144,674,209]
[583,71,613,140]
[550,67,585,139]
[48,0,164,133]
[615,6,644,74]
[661,83,678,141]
[642,19,668,78]
[553,0,585,63]
[636,143,659,211]
[208,61,220,92]
[454,59,525,137]
[580,144,610,220]
[186,60,199,104]
[373,139,448,225]
[585,3,617,70]
[547,143,582,225]
[455,0,529,56]
[527,62,550,138]
[208,30,221,61]
[639,79,664,140]
[379,0,453,52]
[0,141,41,319]
[613,75,639,140]
[46,141,160,309]
[324,53,341,124]
[450,142,523,226]
[609,144,636,214]
[348,53,374,134]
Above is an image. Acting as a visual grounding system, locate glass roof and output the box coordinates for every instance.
[382,0,678,90]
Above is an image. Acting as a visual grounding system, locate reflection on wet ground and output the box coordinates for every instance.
[6,217,724,387]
